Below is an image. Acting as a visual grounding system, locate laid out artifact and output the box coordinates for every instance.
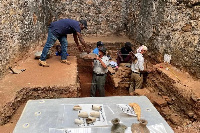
[78,112,89,118]
[111,118,127,133]
[129,103,141,121]
[74,119,84,124]
[90,111,100,118]
[73,105,82,110]
[131,119,150,133]
[92,105,101,111]
[86,117,96,124]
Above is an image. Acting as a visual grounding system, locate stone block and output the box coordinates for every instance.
[113,78,122,88]
[134,88,150,96]
[169,114,182,125]
[155,98,168,107]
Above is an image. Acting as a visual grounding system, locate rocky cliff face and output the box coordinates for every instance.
[126,0,200,78]
[0,0,199,78]
[0,0,51,77]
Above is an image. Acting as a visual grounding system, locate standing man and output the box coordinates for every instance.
[129,45,150,96]
[39,19,89,67]
[91,46,110,97]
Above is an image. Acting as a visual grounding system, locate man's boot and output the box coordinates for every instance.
[39,59,50,67]
[61,60,71,65]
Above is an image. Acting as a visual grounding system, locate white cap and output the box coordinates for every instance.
[136,45,148,53]
[142,45,148,51]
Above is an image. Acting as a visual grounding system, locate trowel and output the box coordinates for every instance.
[9,67,26,74]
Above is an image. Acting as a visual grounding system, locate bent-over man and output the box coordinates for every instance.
[39,19,89,67]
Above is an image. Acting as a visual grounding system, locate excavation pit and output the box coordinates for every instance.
[0,36,199,132]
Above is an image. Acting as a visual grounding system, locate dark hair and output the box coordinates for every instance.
[97,41,104,47]
[125,42,132,48]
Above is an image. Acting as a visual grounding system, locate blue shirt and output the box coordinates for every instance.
[93,47,99,55]
[50,19,81,38]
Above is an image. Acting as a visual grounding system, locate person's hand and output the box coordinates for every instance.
[147,69,151,73]
[86,48,91,54]
[147,69,153,73]
[96,55,100,60]
[77,45,82,52]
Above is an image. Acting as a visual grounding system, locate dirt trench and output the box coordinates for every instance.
[76,42,200,132]
[0,38,199,132]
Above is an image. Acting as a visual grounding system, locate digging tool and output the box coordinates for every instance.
[9,67,26,74]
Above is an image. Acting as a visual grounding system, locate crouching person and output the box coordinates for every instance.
[90,46,110,97]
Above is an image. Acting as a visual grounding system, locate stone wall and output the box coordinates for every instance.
[126,0,200,78]
[50,0,128,36]
[0,0,53,78]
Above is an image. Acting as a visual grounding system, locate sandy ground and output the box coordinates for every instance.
[0,54,78,109]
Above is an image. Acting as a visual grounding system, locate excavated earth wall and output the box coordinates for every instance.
[0,53,80,125]
[70,41,200,127]
[145,70,200,126]
[87,41,200,127]
[0,86,80,125]
[107,62,200,127]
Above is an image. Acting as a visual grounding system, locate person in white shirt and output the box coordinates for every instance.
[129,45,149,96]
[90,46,110,97]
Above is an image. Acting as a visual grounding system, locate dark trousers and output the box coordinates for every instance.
[117,55,132,66]
[90,73,107,97]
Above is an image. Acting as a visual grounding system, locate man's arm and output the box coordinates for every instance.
[138,59,144,72]
[138,58,152,73]
[117,50,123,61]
[76,32,90,53]
[96,56,107,69]
[73,33,82,52]
[73,33,79,46]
